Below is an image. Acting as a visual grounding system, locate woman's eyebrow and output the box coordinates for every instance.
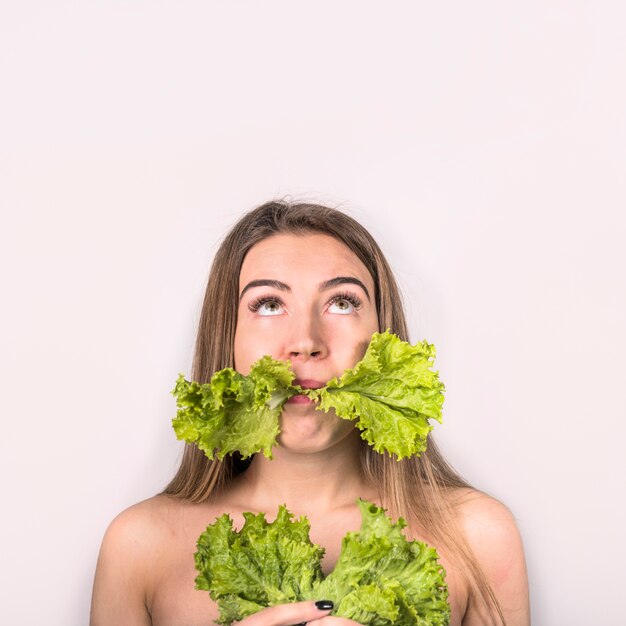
[239,279,290,301]
[319,276,370,301]
[239,276,371,302]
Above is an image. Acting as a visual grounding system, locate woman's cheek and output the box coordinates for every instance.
[233,325,278,374]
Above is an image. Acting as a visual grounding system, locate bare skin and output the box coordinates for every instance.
[91,233,530,626]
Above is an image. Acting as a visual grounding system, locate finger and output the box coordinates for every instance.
[237,600,334,626]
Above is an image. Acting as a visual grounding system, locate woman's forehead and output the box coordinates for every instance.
[239,232,373,285]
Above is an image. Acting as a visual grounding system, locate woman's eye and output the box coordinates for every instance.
[328,297,359,315]
[252,299,285,316]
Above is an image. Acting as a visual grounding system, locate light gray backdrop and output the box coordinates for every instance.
[1,2,624,625]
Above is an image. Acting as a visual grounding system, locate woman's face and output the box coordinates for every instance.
[234,232,379,454]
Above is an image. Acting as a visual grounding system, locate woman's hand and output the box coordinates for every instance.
[235,601,363,626]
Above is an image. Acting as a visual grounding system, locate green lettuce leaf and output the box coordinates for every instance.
[194,506,325,625]
[171,356,297,459]
[314,500,450,625]
[172,331,445,460]
[308,331,445,459]
[195,499,450,626]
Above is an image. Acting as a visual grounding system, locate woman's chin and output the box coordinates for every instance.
[278,411,326,442]
[276,409,356,454]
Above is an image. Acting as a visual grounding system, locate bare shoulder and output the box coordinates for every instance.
[100,495,181,555]
[90,495,191,626]
[448,488,530,625]
[451,488,521,542]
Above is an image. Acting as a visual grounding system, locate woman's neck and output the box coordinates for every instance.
[228,435,377,516]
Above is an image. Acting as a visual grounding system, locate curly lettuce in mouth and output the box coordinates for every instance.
[172,331,445,460]
[195,499,450,626]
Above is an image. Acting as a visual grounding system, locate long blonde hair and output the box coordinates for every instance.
[163,201,505,625]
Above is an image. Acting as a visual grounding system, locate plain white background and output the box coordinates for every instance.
[1,2,624,625]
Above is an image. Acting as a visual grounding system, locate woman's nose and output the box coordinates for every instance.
[286,316,327,361]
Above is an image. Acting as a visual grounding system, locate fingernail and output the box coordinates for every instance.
[315,600,334,611]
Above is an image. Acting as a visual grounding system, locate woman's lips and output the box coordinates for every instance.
[294,378,325,389]
[286,395,314,404]
[286,378,325,404]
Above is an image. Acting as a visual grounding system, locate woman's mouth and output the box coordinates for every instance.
[286,395,314,404]
[286,379,325,404]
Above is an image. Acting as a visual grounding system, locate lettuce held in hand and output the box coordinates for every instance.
[172,331,445,460]
[195,499,450,626]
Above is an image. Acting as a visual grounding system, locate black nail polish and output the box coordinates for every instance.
[315,600,334,611]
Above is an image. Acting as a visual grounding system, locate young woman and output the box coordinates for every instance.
[90,202,530,626]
